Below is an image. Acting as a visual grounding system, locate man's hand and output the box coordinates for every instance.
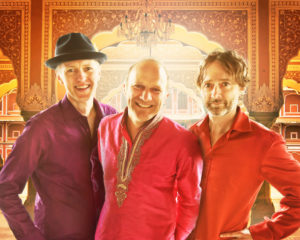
[220,228,253,239]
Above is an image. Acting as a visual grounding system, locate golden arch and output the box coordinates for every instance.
[90,24,224,114]
[92,24,223,53]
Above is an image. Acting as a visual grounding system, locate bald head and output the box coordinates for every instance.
[126,59,168,87]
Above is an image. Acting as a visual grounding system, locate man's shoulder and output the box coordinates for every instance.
[248,117,282,140]
[100,112,123,127]
[28,102,61,125]
[19,102,62,138]
[159,117,200,155]
[189,117,206,132]
[97,102,117,116]
[160,117,197,140]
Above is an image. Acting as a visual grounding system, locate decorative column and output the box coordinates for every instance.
[247,84,282,224]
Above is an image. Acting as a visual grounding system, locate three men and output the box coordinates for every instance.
[189,50,300,239]
[95,59,203,240]
[0,33,116,240]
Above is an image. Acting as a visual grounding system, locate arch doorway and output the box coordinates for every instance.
[277,49,300,160]
[90,24,223,127]
[0,49,24,166]
[270,49,300,214]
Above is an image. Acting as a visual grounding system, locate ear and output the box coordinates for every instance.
[57,74,64,85]
[165,90,169,100]
[239,86,246,95]
[123,81,127,96]
[97,66,102,80]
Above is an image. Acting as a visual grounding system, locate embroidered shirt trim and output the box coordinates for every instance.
[115,112,163,207]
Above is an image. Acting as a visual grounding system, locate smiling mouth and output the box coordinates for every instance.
[75,84,90,90]
[211,102,223,106]
[136,102,153,108]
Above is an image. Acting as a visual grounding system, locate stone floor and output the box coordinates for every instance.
[0,187,300,239]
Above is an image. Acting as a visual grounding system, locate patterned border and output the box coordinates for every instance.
[0,1,30,99]
[43,0,257,102]
[115,111,162,207]
[270,0,300,102]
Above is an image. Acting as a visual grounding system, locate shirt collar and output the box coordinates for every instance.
[61,95,102,121]
[120,107,163,142]
[229,106,252,133]
[194,106,252,135]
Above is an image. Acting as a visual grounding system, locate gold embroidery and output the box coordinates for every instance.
[115,112,163,207]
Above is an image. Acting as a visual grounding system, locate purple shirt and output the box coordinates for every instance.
[0,96,116,240]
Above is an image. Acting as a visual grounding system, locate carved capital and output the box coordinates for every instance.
[247,84,283,113]
[17,83,55,112]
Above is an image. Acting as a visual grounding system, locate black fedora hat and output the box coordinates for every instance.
[45,32,107,69]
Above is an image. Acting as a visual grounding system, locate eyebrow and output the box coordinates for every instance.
[64,63,95,68]
[203,78,231,82]
[64,64,76,68]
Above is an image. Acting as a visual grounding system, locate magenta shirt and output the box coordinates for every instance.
[95,111,203,240]
[0,96,116,240]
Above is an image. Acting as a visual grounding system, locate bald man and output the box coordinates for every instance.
[94,59,203,240]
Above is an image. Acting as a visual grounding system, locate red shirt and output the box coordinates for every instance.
[189,107,300,240]
[95,110,203,240]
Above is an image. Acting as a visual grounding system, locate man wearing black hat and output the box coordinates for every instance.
[0,33,116,240]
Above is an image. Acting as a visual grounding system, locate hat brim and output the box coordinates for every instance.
[45,51,107,69]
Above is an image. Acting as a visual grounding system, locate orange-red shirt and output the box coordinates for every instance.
[189,107,300,240]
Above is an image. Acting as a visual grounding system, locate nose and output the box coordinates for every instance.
[211,84,221,98]
[140,89,152,101]
[77,69,87,81]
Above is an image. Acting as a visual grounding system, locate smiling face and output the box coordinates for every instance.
[200,60,244,117]
[56,59,101,110]
[124,59,168,129]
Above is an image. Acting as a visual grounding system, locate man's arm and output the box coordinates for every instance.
[175,136,203,240]
[90,144,105,219]
[0,121,46,240]
[249,133,300,240]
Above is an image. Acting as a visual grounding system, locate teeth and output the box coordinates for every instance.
[137,103,152,108]
[76,85,89,89]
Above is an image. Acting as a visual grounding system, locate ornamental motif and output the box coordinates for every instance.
[0,10,21,81]
[163,10,248,58]
[17,83,54,111]
[284,71,300,82]
[248,84,282,112]
[52,10,123,47]
[0,70,16,85]
[279,10,300,82]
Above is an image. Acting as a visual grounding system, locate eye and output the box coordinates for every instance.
[151,88,161,93]
[84,66,94,72]
[221,82,231,87]
[203,83,212,88]
[66,68,75,73]
[133,84,144,90]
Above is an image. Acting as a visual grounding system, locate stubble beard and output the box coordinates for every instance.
[205,97,239,117]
